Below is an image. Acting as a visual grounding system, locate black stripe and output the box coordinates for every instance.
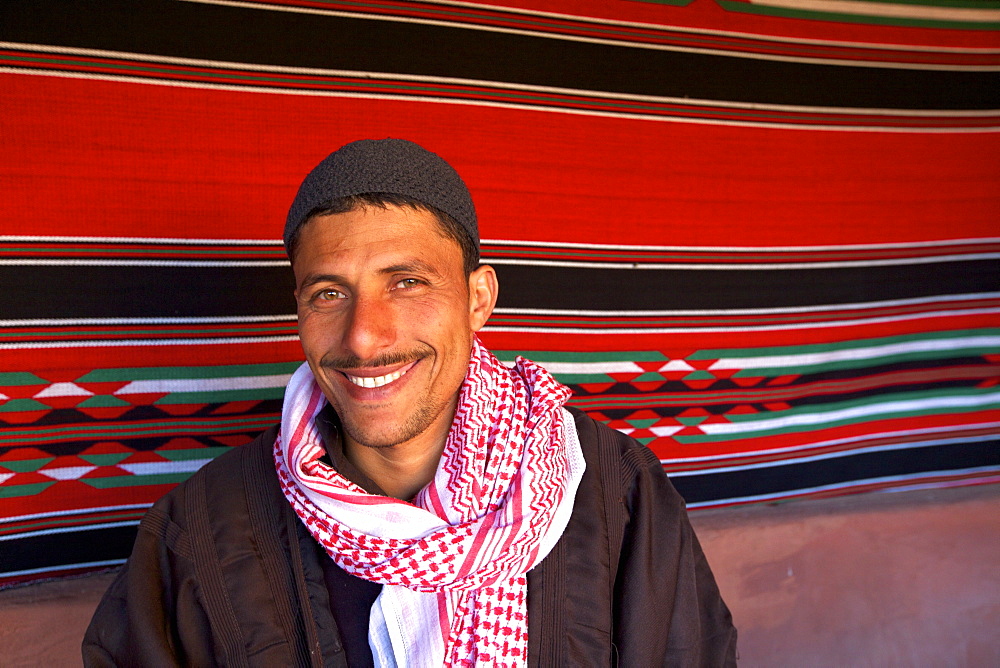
[492,259,999,310]
[0,523,137,576]
[2,259,994,318]
[2,0,997,109]
[670,438,1000,504]
[0,265,296,319]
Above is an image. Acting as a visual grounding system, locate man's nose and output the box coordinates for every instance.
[341,295,396,362]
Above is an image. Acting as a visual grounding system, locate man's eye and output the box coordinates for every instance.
[317,289,346,301]
[394,278,421,289]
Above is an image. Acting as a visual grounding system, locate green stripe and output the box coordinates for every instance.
[0,458,55,473]
[567,396,669,410]
[155,388,286,404]
[79,362,301,382]
[717,0,1000,29]
[724,386,994,424]
[493,351,667,363]
[0,372,47,386]
[690,328,1000,360]
[79,453,130,466]
[82,473,193,489]
[0,482,55,499]
[552,374,617,384]
[77,396,131,408]
[676,387,1000,443]
[0,416,276,445]
[157,447,231,462]
[836,0,1000,9]
[0,399,49,413]
[732,344,1000,377]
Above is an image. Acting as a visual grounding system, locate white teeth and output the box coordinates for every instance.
[347,368,407,389]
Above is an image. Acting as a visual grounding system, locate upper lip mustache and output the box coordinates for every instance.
[338,361,412,378]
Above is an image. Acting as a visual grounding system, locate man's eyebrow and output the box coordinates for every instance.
[298,273,345,290]
[378,260,443,277]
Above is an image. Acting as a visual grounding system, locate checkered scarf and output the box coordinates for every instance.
[274,336,585,666]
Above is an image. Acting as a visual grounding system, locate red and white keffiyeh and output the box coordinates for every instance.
[274,336,585,667]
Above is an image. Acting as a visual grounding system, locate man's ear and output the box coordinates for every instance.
[468,265,498,332]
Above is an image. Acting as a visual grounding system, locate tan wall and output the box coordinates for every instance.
[1,483,997,666]
[694,483,1000,666]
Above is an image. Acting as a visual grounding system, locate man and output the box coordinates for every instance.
[84,139,737,666]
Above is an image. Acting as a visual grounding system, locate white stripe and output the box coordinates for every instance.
[118,459,215,476]
[38,465,97,481]
[660,421,1000,464]
[666,433,997,476]
[114,373,292,395]
[0,233,279,244]
[0,521,141,543]
[711,335,1000,370]
[493,292,1000,317]
[0,335,300,350]
[5,253,997,269]
[684,466,1000,509]
[34,382,93,398]
[0,503,152,525]
[482,306,1000,334]
[532,361,645,375]
[0,258,289,267]
[869,474,1000,495]
[5,68,996,134]
[483,236,1000,252]
[0,559,127,577]
[0,315,297,326]
[172,2,1000,70]
[750,0,1000,23]
[698,391,1000,436]
[484,252,1000,270]
[7,233,999,252]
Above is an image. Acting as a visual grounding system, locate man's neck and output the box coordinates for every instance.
[342,423,452,501]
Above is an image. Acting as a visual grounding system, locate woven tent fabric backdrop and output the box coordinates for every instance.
[1,0,998,587]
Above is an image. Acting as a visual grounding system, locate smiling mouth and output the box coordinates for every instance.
[345,368,409,389]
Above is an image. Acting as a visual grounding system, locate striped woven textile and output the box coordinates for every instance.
[1,0,998,587]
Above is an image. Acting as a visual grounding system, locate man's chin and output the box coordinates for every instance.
[339,404,441,451]
[342,424,415,450]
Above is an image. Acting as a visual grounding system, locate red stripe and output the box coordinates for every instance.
[1,341,304,372]
[4,75,997,247]
[481,313,1000,351]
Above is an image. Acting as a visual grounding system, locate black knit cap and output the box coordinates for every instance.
[284,138,478,253]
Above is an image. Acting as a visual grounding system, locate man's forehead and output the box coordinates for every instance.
[293,209,462,281]
[300,204,451,247]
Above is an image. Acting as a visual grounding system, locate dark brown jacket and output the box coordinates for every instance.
[83,408,736,666]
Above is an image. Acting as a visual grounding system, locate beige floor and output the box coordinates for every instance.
[1,483,998,666]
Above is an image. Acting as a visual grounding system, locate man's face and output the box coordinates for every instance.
[293,204,495,452]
